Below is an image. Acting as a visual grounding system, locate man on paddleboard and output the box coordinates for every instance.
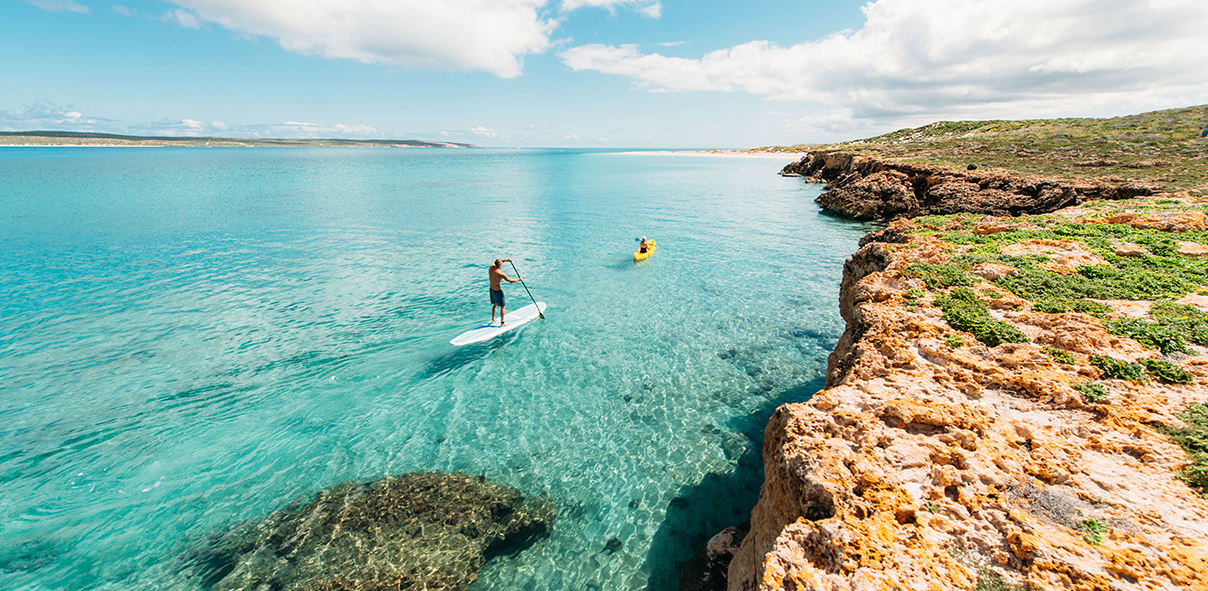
[489,259,522,325]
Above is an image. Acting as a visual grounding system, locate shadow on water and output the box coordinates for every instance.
[415,333,521,380]
[641,376,829,591]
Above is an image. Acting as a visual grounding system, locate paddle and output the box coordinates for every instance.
[508,260,544,319]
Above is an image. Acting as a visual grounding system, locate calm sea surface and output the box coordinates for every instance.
[0,148,874,591]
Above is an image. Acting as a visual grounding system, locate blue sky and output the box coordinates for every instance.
[3,0,1207,147]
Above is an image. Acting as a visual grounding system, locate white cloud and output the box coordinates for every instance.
[561,0,659,18]
[112,5,135,17]
[238,121,379,138]
[164,0,558,78]
[560,0,1208,131]
[20,0,90,14]
[163,9,202,29]
[0,100,115,132]
[654,41,685,47]
[470,126,498,137]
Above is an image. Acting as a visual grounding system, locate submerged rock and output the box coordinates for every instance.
[196,472,555,591]
[677,522,749,591]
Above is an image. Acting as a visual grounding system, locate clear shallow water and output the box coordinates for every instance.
[0,148,874,591]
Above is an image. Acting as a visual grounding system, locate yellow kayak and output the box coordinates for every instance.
[634,240,657,261]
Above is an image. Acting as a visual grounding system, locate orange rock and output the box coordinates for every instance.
[729,226,1208,591]
[1108,210,1208,232]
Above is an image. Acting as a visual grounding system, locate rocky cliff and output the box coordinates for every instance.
[720,176,1208,590]
[782,151,1155,221]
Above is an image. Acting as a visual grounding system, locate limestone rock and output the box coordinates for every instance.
[1115,243,1149,257]
[818,170,917,220]
[971,263,1017,281]
[729,227,1208,591]
[1001,240,1107,274]
[1108,211,1208,232]
[1178,241,1208,257]
[784,150,1154,222]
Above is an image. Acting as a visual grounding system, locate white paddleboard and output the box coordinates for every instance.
[450,302,547,346]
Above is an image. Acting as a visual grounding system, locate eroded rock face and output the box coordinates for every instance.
[194,472,556,591]
[781,151,1155,221]
[728,222,1208,591]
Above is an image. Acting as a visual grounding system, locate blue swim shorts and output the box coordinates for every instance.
[490,289,505,307]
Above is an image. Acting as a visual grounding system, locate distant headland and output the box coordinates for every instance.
[0,131,478,148]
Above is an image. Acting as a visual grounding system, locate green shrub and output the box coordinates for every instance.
[1032,300,1070,314]
[1032,298,1112,317]
[1044,347,1077,365]
[1076,518,1109,546]
[1089,355,1147,381]
[1073,381,1109,403]
[1150,300,1208,347]
[946,336,965,349]
[1072,300,1113,317]
[1157,403,1208,497]
[904,263,978,289]
[946,222,1208,303]
[1102,318,1192,355]
[1102,300,1208,355]
[1140,358,1194,384]
[935,289,1029,348]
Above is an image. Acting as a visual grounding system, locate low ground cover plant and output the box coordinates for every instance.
[1139,358,1195,384]
[1044,347,1077,365]
[935,288,1029,347]
[1089,355,1147,381]
[1157,403,1208,497]
[1073,381,1109,403]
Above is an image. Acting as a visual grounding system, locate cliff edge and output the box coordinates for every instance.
[725,200,1208,590]
[782,151,1154,221]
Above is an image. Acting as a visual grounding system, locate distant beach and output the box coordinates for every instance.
[621,149,803,159]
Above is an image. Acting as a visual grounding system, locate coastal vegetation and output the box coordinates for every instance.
[751,104,1208,194]
[1158,403,1208,496]
[732,106,1208,591]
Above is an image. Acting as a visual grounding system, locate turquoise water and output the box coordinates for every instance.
[0,148,874,591]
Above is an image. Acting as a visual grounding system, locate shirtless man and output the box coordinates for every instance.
[489,258,522,325]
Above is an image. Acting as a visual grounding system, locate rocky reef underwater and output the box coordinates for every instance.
[183,472,555,591]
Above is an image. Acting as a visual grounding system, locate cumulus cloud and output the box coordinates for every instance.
[560,0,1208,129]
[124,118,380,138]
[161,0,556,78]
[561,0,660,19]
[0,101,382,138]
[239,121,380,138]
[0,100,116,132]
[20,0,90,13]
[163,9,202,29]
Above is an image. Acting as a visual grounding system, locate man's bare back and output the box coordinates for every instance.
[489,264,513,289]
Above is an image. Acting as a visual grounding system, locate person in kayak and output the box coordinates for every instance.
[489,258,522,326]
[638,237,651,254]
